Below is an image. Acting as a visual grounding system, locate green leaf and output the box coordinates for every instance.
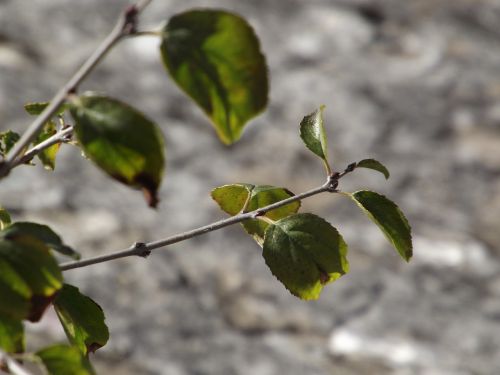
[300,106,329,166]
[0,257,31,319]
[350,191,412,261]
[356,159,390,179]
[37,345,95,375]
[211,184,300,245]
[0,238,63,321]
[160,9,268,145]
[54,284,109,355]
[24,102,68,116]
[34,121,60,170]
[69,93,166,208]
[262,213,349,300]
[1,222,80,260]
[24,102,67,170]
[0,207,11,230]
[0,314,24,353]
[0,130,20,157]
[243,186,301,245]
[211,183,253,215]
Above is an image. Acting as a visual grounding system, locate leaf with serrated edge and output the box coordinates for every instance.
[70,93,165,208]
[349,191,412,261]
[300,105,329,162]
[211,184,300,245]
[54,284,109,355]
[263,213,349,300]
[0,314,24,353]
[356,159,390,179]
[1,222,80,260]
[37,345,95,375]
[160,10,268,145]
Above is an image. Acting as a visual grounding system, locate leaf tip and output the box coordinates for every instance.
[87,343,103,354]
[356,159,390,180]
[142,187,159,209]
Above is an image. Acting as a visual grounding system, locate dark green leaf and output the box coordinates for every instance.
[0,238,63,321]
[24,102,68,116]
[263,213,349,300]
[0,130,20,157]
[350,191,412,261]
[0,207,11,230]
[69,93,166,208]
[211,184,300,245]
[300,106,330,168]
[160,9,268,145]
[1,222,80,260]
[54,284,109,355]
[356,159,390,179]
[34,121,60,170]
[37,345,95,375]
[0,314,24,353]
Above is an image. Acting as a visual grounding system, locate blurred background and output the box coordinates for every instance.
[1,0,500,374]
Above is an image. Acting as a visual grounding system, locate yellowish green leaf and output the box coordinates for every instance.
[161,10,268,144]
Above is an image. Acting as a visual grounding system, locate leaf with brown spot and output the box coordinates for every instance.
[54,284,109,355]
[69,93,165,208]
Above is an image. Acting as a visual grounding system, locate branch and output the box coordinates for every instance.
[11,126,73,168]
[0,0,153,178]
[60,176,340,271]
[0,351,34,375]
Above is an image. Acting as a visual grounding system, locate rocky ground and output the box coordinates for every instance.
[2,0,500,374]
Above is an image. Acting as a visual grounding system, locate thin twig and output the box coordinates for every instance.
[60,177,339,271]
[11,126,73,168]
[0,351,34,375]
[0,0,153,178]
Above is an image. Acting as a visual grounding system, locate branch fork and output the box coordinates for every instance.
[0,0,153,178]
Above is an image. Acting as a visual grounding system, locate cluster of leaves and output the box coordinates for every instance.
[0,6,412,375]
[212,107,412,300]
[5,9,268,207]
[0,214,107,373]
[1,8,270,374]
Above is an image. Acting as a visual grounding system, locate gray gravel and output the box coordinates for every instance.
[2,0,500,374]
